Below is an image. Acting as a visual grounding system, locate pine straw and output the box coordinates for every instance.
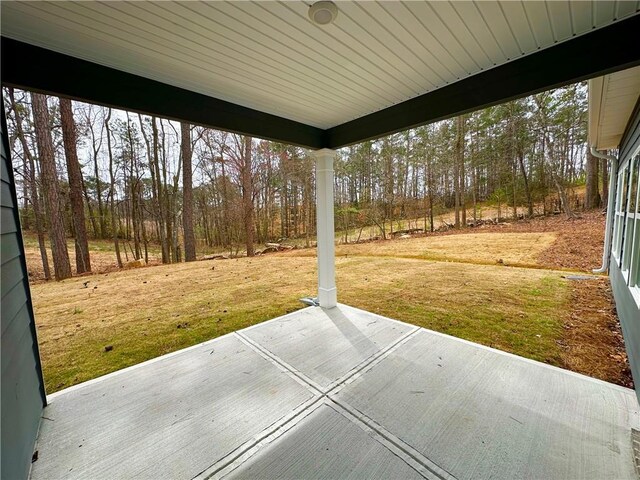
[560,277,633,388]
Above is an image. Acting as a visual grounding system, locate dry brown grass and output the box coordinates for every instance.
[29,213,627,393]
[33,251,571,393]
[23,235,163,283]
[288,231,558,268]
[33,255,317,391]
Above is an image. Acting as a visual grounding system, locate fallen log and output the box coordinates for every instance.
[201,254,229,261]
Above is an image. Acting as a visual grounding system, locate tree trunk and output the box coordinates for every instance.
[585,151,601,209]
[151,118,169,262]
[242,136,255,256]
[93,138,105,239]
[181,122,196,261]
[9,88,51,280]
[59,97,91,273]
[31,92,71,280]
[454,116,462,228]
[517,149,534,217]
[81,177,99,238]
[105,109,123,268]
[458,115,466,227]
[552,172,575,219]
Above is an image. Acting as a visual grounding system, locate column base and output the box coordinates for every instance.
[318,286,337,309]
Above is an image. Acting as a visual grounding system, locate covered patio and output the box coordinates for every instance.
[31,304,638,479]
[2,2,640,479]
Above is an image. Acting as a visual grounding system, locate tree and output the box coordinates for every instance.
[9,88,51,279]
[31,92,71,280]
[240,136,255,256]
[585,151,601,209]
[104,109,123,267]
[7,81,592,264]
[454,115,466,227]
[181,122,196,261]
[82,104,106,238]
[59,97,91,273]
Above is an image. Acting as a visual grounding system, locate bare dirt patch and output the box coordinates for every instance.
[560,277,633,388]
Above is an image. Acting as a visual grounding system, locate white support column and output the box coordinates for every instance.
[314,148,337,308]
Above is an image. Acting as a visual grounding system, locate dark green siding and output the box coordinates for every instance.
[1,102,46,479]
[613,97,640,404]
[621,100,640,162]
[611,261,640,398]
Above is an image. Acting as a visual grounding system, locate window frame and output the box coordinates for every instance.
[612,164,628,264]
[615,145,640,306]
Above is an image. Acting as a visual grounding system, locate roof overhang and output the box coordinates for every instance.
[588,65,640,150]
[2,2,640,149]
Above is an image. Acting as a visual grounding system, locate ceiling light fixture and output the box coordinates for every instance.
[308,1,338,25]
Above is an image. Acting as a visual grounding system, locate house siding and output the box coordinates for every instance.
[620,99,640,163]
[612,96,640,404]
[612,261,640,392]
[1,101,46,479]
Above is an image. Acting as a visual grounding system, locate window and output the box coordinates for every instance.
[627,154,640,292]
[612,165,629,262]
[614,147,640,304]
[622,156,638,273]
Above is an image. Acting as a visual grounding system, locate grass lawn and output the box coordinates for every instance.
[289,231,558,268]
[31,231,571,393]
[22,234,164,283]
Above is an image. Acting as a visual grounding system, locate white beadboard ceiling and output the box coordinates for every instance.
[2,1,640,129]
[589,65,640,150]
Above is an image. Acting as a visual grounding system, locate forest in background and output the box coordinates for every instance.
[3,82,607,281]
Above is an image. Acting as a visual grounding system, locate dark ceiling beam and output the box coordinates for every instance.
[3,14,640,151]
[1,37,325,149]
[325,14,640,149]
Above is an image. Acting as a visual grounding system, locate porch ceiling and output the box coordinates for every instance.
[589,65,640,150]
[2,1,640,148]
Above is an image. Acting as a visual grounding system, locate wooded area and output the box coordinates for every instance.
[4,82,605,280]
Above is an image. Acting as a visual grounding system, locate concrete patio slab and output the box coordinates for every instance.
[30,334,317,480]
[241,304,415,388]
[333,328,640,480]
[226,402,424,479]
[30,305,639,480]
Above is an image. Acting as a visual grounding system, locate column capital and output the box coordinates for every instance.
[312,148,336,159]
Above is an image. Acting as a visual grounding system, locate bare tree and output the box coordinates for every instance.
[59,97,91,273]
[240,136,255,256]
[82,104,106,238]
[455,115,466,227]
[31,92,71,280]
[181,122,196,261]
[104,109,123,267]
[9,88,51,279]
